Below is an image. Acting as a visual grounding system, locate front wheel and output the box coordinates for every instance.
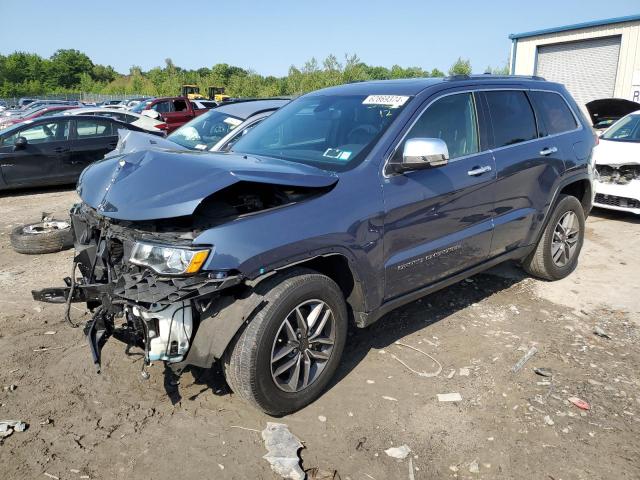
[522,194,585,280]
[223,269,347,415]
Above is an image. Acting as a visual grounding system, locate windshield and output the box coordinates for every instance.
[130,100,154,114]
[168,110,243,150]
[232,94,410,171]
[602,114,640,142]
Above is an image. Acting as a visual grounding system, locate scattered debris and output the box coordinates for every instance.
[512,347,538,373]
[306,467,341,479]
[382,396,398,402]
[355,437,367,451]
[43,473,59,480]
[230,425,261,433]
[446,370,455,379]
[366,380,375,384]
[459,367,470,377]
[469,459,480,474]
[218,464,225,470]
[534,367,552,377]
[384,444,411,460]
[3,384,17,392]
[437,392,462,402]
[390,342,442,378]
[43,331,56,335]
[261,422,305,480]
[33,345,67,353]
[318,415,327,422]
[593,326,611,339]
[544,415,555,426]
[568,397,590,410]
[0,420,27,440]
[408,457,416,480]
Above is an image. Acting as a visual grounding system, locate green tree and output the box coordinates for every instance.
[48,49,93,88]
[448,57,472,76]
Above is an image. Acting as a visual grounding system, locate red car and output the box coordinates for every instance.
[0,105,79,129]
[130,97,210,133]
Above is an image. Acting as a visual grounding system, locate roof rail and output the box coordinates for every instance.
[445,74,546,81]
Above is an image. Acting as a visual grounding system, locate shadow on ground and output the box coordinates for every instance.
[179,262,528,407]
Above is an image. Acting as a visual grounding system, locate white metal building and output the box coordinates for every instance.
[509,15,640,109]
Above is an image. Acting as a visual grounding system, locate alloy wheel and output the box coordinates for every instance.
[551,211,580,267]
[270,299,336,393]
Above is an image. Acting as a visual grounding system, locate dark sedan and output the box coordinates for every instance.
[0,115,161,190]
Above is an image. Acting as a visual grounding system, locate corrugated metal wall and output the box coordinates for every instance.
[535,36,621,107]
[513,20,640,106]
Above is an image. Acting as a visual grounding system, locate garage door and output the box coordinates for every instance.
[535,36,621,108]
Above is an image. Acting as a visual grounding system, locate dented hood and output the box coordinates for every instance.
[77,149,338,221]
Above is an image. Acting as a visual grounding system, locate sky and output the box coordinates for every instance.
[0,0,638,76]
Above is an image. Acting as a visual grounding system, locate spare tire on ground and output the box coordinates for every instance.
[10,220,73,254]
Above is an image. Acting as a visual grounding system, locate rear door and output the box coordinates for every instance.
[382,91,496,300]
[482,90,567,256]
[0,119,71,187]
[68,118,119,177]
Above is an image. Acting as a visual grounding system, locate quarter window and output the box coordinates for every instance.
[484,91,537,148]
[530,91,577,136]
[400,93,479,160]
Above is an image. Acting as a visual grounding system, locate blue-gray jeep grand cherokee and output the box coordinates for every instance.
[34,75,595,415]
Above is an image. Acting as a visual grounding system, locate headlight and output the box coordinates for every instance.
[129,242,211,275]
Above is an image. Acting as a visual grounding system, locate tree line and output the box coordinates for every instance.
[0,49,508,98]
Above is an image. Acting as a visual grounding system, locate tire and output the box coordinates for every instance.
[224,268,348,416]
[522,194,585,281]
[10,220,73,255]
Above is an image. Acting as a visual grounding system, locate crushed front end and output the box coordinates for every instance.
[32,203,241,374]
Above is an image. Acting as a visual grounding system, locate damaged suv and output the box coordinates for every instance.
[34,76,594,415]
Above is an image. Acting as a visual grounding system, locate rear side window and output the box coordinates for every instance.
[76,119,115,138]
[484,91,537,148]
[530,91,577,136]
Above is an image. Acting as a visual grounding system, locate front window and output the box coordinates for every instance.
[168,110,244,150]
[232,94,411,171]
[396,93,479,160]
[601,114,640,142]
[2,120,70,146]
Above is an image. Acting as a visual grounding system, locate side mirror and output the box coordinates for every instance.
[401,138,449,171]
[13,136,28,151]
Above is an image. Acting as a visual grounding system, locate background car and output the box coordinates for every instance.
[168,98,290,150]
[63,107,168,135]
[2,100,82,118]
[0,105,80,129]
[0,115,162,190]
[593,110,640,214]
[129,96,209,133]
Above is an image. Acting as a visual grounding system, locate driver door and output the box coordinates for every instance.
[382,92,496,300]
[0,120,71,188]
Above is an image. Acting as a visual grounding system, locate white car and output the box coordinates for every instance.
[593,110,640,214]
[63,108,167,135]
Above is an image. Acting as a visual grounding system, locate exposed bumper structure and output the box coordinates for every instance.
[32,203,243,374]
[594,164,640,215]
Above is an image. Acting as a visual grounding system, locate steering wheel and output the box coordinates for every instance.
[346,124,378,144]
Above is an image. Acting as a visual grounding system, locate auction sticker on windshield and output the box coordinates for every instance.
[362,95,409,108]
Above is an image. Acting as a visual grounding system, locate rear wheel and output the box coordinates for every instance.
[522,194,585,280]
[223,269,347,415]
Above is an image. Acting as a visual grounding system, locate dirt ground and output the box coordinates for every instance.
[0,187,638,480]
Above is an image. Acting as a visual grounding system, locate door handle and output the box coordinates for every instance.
[467,165,492,176]
[540,146,558,156]
[54,147,70,154]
